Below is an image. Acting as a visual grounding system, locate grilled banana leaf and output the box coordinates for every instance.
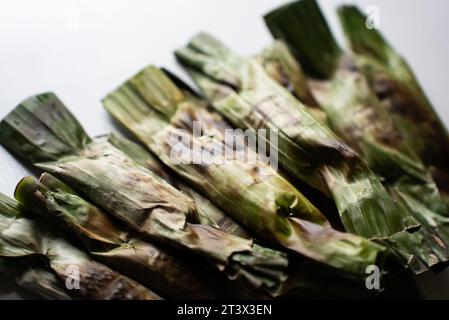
[106,133,250,238]
[254,40,319,109]
[337,5,449,211]
[175,32,418,244]
[263,0,449,272]
[14,173,234,299]
[103,65,385,275]
[0,257,72,300]
[0,93,289,296]
[0,192,160,300]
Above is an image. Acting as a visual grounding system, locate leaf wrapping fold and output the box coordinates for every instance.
[0,193,160,300]
[0,93,289,296]
[14,174,233,299]
[103,65,385,275]
[262,0,449,272]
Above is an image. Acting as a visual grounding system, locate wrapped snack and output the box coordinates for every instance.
[0,192,160,300]
[103,65,384,275]
[0,93,289,296]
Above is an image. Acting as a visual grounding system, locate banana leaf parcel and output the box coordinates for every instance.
[0,92,289,296]
[337,5,449,206]
[0,192,160,300]
[14,173,238,299]
[104,117,391,298]
[255,40,319,108]
[0,197,72,300]
[263,0,449,273]
[0,257,73,300]
[102,65,385,276]
[106,133,250,238]
[105,128,391,298]
[18,173,384,299]
[174,32,438,270]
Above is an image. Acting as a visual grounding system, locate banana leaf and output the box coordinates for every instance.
[337,5,449,167]
[14,173,236,299]
[337,5,449,210]
[103,65,385,275]
[265,0,341,80]
[104,102,390,298]
[106,133,250,238]
[17,172,381,299]
[0,192,160,300]
[254,40,330,127]
[175,32,421,247]
[263,0,449,272]
[0,257,73,300]
[254,40,319,108]
[0,93,289,296]
[0,199,72,300]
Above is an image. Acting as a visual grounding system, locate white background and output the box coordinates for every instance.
[0,0,448,299]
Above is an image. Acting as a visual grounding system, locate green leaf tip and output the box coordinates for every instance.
[264,0,342,79]
[0,92,92,163]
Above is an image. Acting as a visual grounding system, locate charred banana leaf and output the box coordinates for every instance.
[106,133,250,238]
[0,93,289,296]
[263,0,449,272]
[175,32,418,245]
[0,257,73,300]
[254,40,319,109]
[337,5,449,209]
[103,65,385,275]
[14,173,235,299]
[0,192,160,300]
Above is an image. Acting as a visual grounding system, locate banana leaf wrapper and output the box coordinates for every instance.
[0,192,160,300]
[265,0,341,80]
[14,173,230,299]
[309,67,449,271]
[0,257,73,300]
[254,40,332,130]
[254,40,320,109]
[175,33,419,246]
[337,6,449,193]
[263,0,449,272]
[106,133,250,238]
[104,108,384,297]
[0,93,289,296]
[103,65,385,275]
[0,196,70,300]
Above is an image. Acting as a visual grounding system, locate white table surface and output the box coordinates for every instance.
[1,0,448,299]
